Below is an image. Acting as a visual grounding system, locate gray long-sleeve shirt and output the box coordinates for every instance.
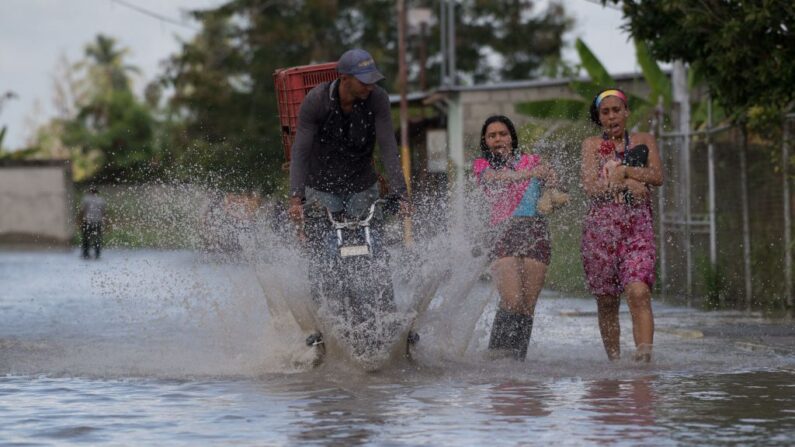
[288,80,407,199]
[80,194,106,224]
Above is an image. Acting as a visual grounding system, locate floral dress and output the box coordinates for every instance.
[581,135,656,296]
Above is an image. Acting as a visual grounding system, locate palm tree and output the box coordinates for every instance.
[0,90,17,151]
[79,34,140,94]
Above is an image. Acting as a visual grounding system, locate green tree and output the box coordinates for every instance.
[452,0,572,83]
[62,90,156,181]
[60,35,156,182]
[25,36,157,182]
[606,0,795,116]
[0,90,18,153]
[77,34,140,93]
[159,9,278,191]
[159,0,573,193]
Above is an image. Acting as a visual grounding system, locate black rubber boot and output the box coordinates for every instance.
[488,308,534,361]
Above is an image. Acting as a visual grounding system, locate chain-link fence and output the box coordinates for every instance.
[657,117,794,310]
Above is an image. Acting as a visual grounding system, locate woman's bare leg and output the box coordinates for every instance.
[625,281,654,362]
[489,257,534,359]
[596,295,621,361]
[519,258,547,316]
[491,257,523,312]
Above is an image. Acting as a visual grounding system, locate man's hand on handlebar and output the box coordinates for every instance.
[288,196,306,241]
[288,196,304,223]
[384,194,412,218]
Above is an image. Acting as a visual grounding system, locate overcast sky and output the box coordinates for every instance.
[0,0,637,150]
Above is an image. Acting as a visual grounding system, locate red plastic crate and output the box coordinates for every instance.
[273,62,339,161]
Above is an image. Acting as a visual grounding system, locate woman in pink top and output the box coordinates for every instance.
[472,115,559,360]
[580,88,663,362]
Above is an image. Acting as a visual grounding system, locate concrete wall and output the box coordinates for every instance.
[0,161,73,246]
[455,74,655,147]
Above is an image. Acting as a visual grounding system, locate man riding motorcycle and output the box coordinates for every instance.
[286,49,412,359]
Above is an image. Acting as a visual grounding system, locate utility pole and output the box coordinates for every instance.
[397,0,410,195]
[418,21,428,91]
[408,7,431,92]
[439,0,447,85]
[397,0,412,243]
[439,0,456,86]
[447,0,456,86]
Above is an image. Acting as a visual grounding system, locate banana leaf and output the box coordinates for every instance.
[568,80,602,101]
[576,38,613,87]
[626,93,650,112]
[635,40,672,108]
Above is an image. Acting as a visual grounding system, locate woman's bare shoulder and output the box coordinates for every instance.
[581,135,602,150]
[631,132,657,145]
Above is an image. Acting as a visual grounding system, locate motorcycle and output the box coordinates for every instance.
[301,197,417,368]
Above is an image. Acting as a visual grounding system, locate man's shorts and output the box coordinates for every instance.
[304,183,380,219]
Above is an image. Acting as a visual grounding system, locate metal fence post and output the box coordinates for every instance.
[707,96,719,305]
[783,115,792,307]
[655,101,667,299]
[740,126,753,309]
[673,61,692,303]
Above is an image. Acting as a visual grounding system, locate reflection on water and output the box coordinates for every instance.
[0,250,794,445]
[661,370,795,445]
[487,381,552,419]
[581,376,661,444]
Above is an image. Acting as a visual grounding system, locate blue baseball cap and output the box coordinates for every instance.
[337,49,384,84]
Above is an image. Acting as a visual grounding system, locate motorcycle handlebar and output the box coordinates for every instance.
[326,199,385,229]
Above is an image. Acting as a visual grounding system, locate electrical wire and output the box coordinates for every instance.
[109,0,199,30]
[580,0,623,11]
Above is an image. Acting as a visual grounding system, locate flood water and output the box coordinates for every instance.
[1,249,793,446]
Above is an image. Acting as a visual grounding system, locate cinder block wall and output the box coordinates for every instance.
[0,161,72,246]
[458,74,655,147]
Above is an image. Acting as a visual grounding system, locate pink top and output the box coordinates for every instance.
[472,153,541,225]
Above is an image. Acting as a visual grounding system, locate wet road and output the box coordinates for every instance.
[0,249,793,446]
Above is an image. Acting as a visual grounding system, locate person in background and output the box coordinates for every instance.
[580,88,663,362]
[472,115,562,361]
[78,186,106,260]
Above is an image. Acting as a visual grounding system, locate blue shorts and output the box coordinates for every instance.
[304,183,380,218]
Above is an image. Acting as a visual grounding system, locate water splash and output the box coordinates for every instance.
[2,148,793,379]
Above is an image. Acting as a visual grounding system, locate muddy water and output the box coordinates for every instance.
[0,250,793,446]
